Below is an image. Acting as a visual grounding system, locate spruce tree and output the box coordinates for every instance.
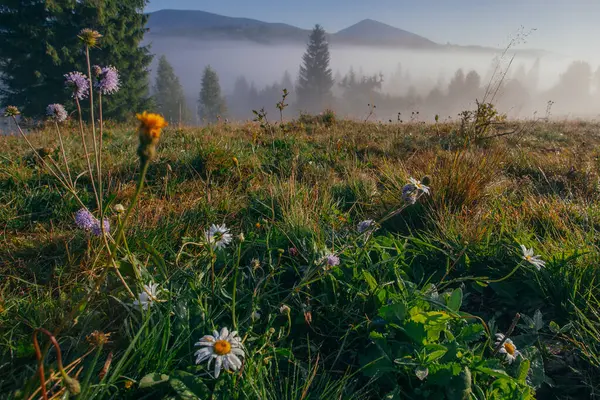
[0,0,152,119]
[198,66,226,123]
[296,24,334,113]
[154,55,190,124]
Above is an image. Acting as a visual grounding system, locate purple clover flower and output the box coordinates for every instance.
[46,104,68,122]
[94,66,120,95]
[74,208,96,231]
[91,218,110,237]
[357,219,374,233]
[326,254,340,267]
[64,72,90,100]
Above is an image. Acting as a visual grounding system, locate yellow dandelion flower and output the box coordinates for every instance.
[124,380,134,390]
[136,112,168,140]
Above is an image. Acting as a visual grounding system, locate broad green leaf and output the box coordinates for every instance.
[139,373,169,389]
[362,270,378,291]
[475,367,509,379]
[169,379,199,399]
[425,349,448,363]
[457,323,485,343]
[447,288,463,312]
[379,303,407,324]
[517,359,530,382]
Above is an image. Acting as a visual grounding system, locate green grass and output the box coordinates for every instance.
[1,117,600,399]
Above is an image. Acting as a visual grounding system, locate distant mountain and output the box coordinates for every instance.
[147,10,310,43]
[146,9,546,55]
[332,19,438,48]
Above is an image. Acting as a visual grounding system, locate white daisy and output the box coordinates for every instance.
[206,224,233,250]
[520,245,546,270]
[495,333,521,364]
[132,283,160,310]
[194,327,244,378]
[408,177,430,195]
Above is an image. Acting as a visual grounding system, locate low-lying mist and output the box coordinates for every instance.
[147,36,600,122]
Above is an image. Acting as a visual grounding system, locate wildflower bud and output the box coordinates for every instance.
[232,156,239,167]
[268,327,276,334]
[277,248,285,255]
[288,247,298,257]
[114,204,125,213]
[255,222,261,229]
[421,175,432,186]
[92,65,102,77]
[237,232,245,242]
[279,304,291,315]
[3,106,19,117]
[136,112,167,165]
[61,373,81,395]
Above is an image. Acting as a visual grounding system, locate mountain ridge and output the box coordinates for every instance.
[146,9,547,55]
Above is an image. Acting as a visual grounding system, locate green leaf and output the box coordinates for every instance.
[549,321,560,334]
[379,303,406,324]
[169,379,199,399]
[457,323,485,343]
[475,367,509,379]
[447,288,463,312]
[517,359,530,382]
[362,270,378,291]
[139,373,169,389]
[533,310,544,331]
[170,371,210,397]
[425,347,448,363]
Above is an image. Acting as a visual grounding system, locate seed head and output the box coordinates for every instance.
[78,28,102,47]
[3,106,19,117]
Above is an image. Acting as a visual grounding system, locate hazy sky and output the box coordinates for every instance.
[146,0,600,58]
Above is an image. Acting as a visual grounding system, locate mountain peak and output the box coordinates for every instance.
[334,19,438,48]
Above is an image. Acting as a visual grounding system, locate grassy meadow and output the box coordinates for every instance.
[1,114,600,399]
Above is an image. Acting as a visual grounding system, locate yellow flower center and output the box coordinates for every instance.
[504,342,516,356]
[214,340,232,355]
[525,255,532,261]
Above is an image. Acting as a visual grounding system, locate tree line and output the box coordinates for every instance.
[2,3,600,123]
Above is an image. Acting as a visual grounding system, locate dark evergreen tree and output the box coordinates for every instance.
[198,66,227,123]
[296,24,334,113]
[0,0,152,119]
[154,55,190,124]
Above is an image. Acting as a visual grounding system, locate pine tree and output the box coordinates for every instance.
[296,24,334,113]
[198,66,226,123]
[154,55,190,125]
[0,0,152,119]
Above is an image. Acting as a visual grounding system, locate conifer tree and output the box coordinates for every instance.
[0,0,152,119]
[296,24,334,113]
[154,55,190,124]
[198,66,227,123]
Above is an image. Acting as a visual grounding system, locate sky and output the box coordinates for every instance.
[145,0,600,58]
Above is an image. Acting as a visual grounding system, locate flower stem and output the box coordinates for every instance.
[55,121,73,187]
[75,98,101,211]
[232,243,242,330]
